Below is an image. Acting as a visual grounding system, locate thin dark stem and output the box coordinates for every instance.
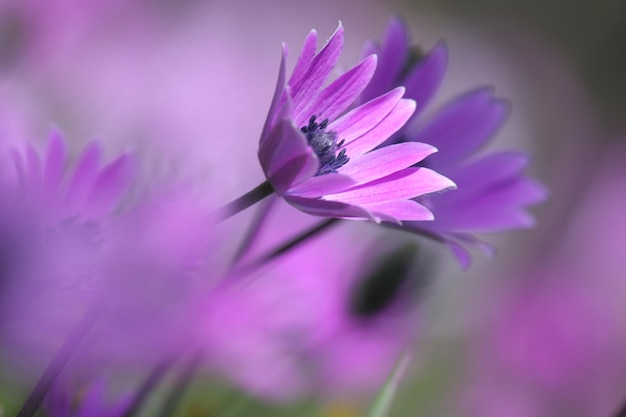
[156,352,204,417]
[215,181,274,222]
[235,218,339,274]
[229,196,277,267]
[16,305,102,417]
[121,359,173,417]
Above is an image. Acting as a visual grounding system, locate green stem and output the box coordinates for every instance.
[121,359,173,417]
[156,352,203,417]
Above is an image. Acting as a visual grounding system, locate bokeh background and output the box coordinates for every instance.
[0,0,625,416]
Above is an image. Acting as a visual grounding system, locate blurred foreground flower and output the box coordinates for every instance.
[258,24,455,223]
[202,206,427,402]
[360,17,547,266]
[0,130,133,344]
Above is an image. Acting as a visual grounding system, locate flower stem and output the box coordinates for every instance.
[236,218,339,274]
[229,196,277,267]
[121,359,173,417]
[16,305,102,417]
[156,352,203,417]
[215,181,274,222]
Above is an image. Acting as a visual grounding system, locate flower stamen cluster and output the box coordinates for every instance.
[300,115,349,176]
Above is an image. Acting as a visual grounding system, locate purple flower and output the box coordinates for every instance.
[0,130,134,366]
[259,23,455,223]
[200,204,424,401]
[360,17,547,266]
[45,379,131,417]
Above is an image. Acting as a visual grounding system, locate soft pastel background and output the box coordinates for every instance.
[0,0,624,416]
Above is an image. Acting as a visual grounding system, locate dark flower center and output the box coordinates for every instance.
[300,115,349,176]
[348,243,431,321]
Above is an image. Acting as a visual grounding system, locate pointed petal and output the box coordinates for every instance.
[404,41,448,117]
[409,88,509,168]
[292,24,344,120]
[43,129,66,197]
[360,16,409,102]
[287,173,356,198]
[65,141,102,213]
[289,30,318,90]
[301,55,377,126]
[446,239,471,270]
[325,167,455,204]
[329,87,405,144]
[343,98,415,157]
[453,151,529,190]
[84,153,134,218]
[258,118,318,195]
[286,194,376,221]
[428,177,546,232]
[366,199,434,222]
[339,141,436,185]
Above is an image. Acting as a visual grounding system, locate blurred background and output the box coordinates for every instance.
[0,0,625,416]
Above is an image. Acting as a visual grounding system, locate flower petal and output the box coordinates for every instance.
[258,118,318,195]
[291,24,344,121]
[43,129,66,197]
[286,195,376,221]
[342,98,416,157]
[301,55,377,126]
[287,173,356,198]
[339,141,436,186]
[328,87,404,144]
[325,167,455,204]
[403,41,448,118]
[84,153,135,219]
[409,88,509,169]
[289,30,318,91]
[360,16,409,103]
[65,141,102,213]
[365,199,434,223]
[426,177,546,232]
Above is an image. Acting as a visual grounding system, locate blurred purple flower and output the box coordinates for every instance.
[360,17,547,266]
[45,379,131,417]
[0,129,133,298]
[201,207,424,401]
[455,147,626,416]
[0,130,134,367]
[259,23,455,223]
[1,128,222,372]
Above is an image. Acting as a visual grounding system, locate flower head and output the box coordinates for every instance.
[259,24,455,223]
[0,129,134,367]
[360,17,547,266]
